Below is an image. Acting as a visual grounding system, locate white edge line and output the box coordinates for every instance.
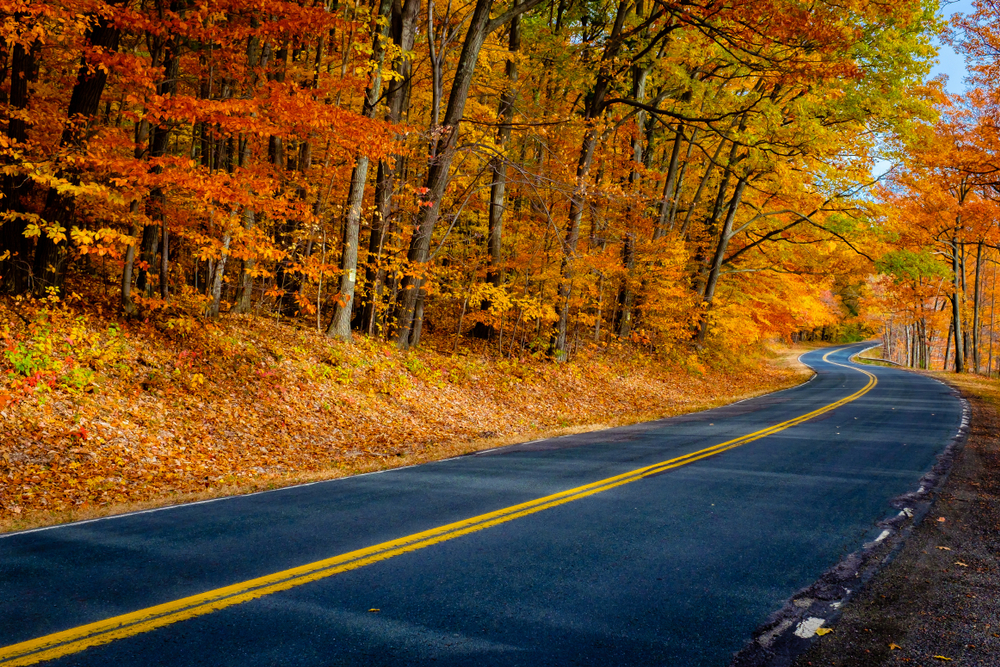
[0,465,424,540]
[0,496,237,539]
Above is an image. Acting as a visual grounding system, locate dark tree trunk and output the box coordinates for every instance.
[696,175,749,343]
[207,234,231,317]
[120,116,151,315]
[679,134,724,240]
[952,232,964,373]
[358,0,421,335]
[614,231,636,338]
[390,0,497,347]
[653,124,684,241]
[229,29,267,315]
[614,64,648,339]
[0,37,39,293]
[136,45,179,297]
[667,129,697,231]
[550,0,631,360]
[328,0,394,341]
[231,210,256,314]
[693,139,741,298]
[391,0,542,348]
[973,239,983,373]
[30,3,125,294]
[551,127,600,358]
[473,9,521,340]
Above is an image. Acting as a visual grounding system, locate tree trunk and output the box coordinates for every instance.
[120,116,152,315]
[973,239,983,373]
[653,124,684,241]
[30,2,125,294]
[944,319,953,372]
[134,26,180,299]
[228,35,265,315]
[679,134,725,239]
[474,10,521,340]
[990,254,996,377]
[391,0,541,348]
[359,0,420,335]
[390,0,496,347]
[551,128,600,358]
[696,175,750,343]
[361,158,399,333]
[614,64,648,339]
[920,317,929,369]
[615,231,636,338]
[550,0,631,359]
[0,36,39,294]
[159,217,169,300]
[120,204,142,317]
[668,129,698,231]
[231,209,256,314]
[207,234,231,317]
[694,139,742,298]
[328,0,394,341]
[952,233,964,373]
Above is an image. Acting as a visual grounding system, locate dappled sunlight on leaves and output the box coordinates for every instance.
[0,295,809,527]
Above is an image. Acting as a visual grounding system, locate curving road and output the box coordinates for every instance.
[0,344,964,666]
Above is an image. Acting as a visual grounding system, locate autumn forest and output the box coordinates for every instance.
[2,0,1000,521]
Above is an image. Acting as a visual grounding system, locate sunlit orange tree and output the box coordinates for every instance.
[0,0,940,361]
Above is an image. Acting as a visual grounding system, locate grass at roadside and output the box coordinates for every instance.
[852,344,898,368]
[1,294,815,534]
[855,357,896,368]
[938,372,1000,407]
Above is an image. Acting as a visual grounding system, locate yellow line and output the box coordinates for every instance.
[0,347,876,666]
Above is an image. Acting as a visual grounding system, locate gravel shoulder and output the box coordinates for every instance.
[792,375,1000,667]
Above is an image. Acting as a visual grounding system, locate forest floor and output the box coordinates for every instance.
[0,287,813,534]
[793,372,1000,667]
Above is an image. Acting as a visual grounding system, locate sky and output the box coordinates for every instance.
[932,0,976,94]
[872,0,975,176]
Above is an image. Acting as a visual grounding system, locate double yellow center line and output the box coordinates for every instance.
[0,349,876,666]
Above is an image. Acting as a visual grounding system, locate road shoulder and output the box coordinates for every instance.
[791,375,1000,666]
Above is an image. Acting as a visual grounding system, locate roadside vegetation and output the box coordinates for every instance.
[0,286,812,533]
[854,347,900,368]
[7,0,1000,541]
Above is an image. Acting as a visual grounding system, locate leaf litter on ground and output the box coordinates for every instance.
[1,294,813,532]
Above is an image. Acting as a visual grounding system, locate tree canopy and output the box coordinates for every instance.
[0,0,947,359]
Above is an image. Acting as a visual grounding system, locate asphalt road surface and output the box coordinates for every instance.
[0,343,963,667]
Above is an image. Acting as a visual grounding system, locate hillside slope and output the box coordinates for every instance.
[1,293,811,533]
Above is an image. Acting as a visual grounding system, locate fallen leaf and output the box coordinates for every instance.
[815,628,833,636]
[955,561,968,567]
[937,517,946,522]
[0,298,817,525]
[889,643,901,650]
[368,608,380,612]
[936,546,951,550]
[933,657,953,661]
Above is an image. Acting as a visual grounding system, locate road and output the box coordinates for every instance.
[0,344,963,666]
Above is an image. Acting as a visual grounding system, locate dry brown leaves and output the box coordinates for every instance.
[0,294,811,531]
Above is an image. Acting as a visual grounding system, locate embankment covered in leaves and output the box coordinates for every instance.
[1,293,809,531]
